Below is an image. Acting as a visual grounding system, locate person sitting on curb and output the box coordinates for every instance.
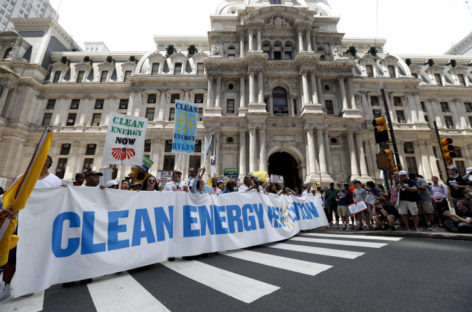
[372,198,397,230]
[443,200,472,233]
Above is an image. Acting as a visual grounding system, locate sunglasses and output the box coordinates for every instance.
[148,179,156,183]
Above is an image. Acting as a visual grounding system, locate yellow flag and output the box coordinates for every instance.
[0,128,53,266]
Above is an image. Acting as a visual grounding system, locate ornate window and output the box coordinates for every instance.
[366,65,374,77]
[284,42,293,60]
[95,99,104,109]
[91,113,101,126]
[273,42,282,60]
[151,63,160,75]
[119,99,129,110]
[76,71,85,83]
[272,87,288,116]
[60,144,71,155]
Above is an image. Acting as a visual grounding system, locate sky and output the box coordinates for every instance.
[48,0,472,55]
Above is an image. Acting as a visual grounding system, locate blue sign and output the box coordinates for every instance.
[172,101,198,154]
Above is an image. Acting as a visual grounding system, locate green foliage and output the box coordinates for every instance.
[166,44,176,57]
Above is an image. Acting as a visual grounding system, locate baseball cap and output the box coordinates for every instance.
[173,168,182,174]
[105,180,118,188]
[75,173,85,179]
[449,167,459,172]
[399,170,408,176]
[466,167,472,174]
[352,180,361,184]
[86,170,103,177]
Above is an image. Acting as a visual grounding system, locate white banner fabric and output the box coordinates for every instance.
[16,188,327,297]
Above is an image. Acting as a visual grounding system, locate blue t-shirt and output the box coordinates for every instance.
[338,189,351,206]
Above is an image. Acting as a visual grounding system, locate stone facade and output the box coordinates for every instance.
[0,0,472,187]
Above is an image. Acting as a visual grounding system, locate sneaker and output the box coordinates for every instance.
[0,284,11,301]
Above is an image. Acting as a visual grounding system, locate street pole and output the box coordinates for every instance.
[433,121,448,181]
[380,88,402,171]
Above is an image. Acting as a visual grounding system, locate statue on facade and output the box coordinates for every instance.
[211,44,220,56]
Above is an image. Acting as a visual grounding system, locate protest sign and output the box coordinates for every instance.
[224,168,239,180]
[365,194,377,206]
[103,113,148,166]
[16,188,328,297]
[157,170,172,182]
[270,174,284,184]
[172,101,198,154]
[348,201,368,215]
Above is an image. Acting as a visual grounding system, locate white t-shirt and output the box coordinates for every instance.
[238,184,250,192]
[35,173,62,188]
[164,181,184,192]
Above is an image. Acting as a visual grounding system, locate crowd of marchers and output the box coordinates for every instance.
[0,157,472,301]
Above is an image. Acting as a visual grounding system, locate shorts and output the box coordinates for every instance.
[418,201,434,214]
[398,200,419,216]
[337,205,350,217]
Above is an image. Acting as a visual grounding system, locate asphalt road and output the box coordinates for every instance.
[2,233,471,312]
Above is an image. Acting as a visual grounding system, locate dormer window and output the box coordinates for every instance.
[100,71,108,83]
[53,71,61,83]
[270,0,282,4]
[458,74,466,86]
[388,65,396,78]
[76,71,85,83]
[151,63,160,75]
[366,65,374,77]
[174,63,182,75]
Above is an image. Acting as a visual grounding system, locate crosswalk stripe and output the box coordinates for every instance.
[290,236,387,248]
[0,291,44,312]
[268,243,364,259]
[304,233,403,242]
[223,250,332,276]
[163,260,280,304]
[87,272,171,312]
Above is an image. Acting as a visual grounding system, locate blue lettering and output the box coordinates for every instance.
[267,206,280,228]
[132,209,156,246]
[306,202,320,218]
[226,205,243,233]
[242,204,257,231]
[52,212,80,258]
[183,205,199,237]
[300,203,313,220]
[291,203,300,221]
[81,212,106,255]
[198,205,214,235]
[253,203,265,229]
[213,205,229,235]
[108,210,130,251]
[155,206,174,241]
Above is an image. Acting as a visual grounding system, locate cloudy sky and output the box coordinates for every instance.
[49,0,472,55]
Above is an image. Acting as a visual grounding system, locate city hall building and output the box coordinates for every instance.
[0,0,472,188]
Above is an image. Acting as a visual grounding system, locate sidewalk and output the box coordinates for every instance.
[308,226,472,241]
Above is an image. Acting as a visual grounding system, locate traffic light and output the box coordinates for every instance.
[384,149,398,172]
[373,116,389,143]
[440,138,456,165]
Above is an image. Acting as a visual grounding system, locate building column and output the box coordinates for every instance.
[239,77,246,109]
[347,79,358,110]
[298,30,304,52]
[407,94,418,122]
[157,92,167,120]
[306,30,312,52]
[259,128,267,172]
[249,127,257,173]
[317,129,327,175]
[339,78,349,112]
[207,78,214,107]
[356,134,369,178]
[258,71,264,104]
[203,132,212,180]
[215,77,222,108]
[0,87,10,117]
[415,96,426,123]
[239,130,247,179]
[364,138,377,178]
[306,127,316,177]
[347,133,360,179]
[323,130,333,175]
[239,35,245,58]
[361,93,373,120]
[302,72,310,107]
[316,77,323,105]
[310,72,319,105]
[215,131,222,175]
[249,72,255,103]
[455,100,468,129]
[248,30,254,51]
[257,29,262,52]
[419,141,433,181]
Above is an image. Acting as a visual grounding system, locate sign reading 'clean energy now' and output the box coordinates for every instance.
[103,113,148,165]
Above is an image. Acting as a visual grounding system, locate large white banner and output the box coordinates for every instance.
[102,113,148,165]
[16,187,327,297]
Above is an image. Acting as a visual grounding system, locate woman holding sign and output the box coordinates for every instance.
[352,180,372,230]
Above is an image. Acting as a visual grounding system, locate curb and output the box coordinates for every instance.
[307,229,472,241]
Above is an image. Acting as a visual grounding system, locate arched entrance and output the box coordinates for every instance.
[268,152,301,189]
